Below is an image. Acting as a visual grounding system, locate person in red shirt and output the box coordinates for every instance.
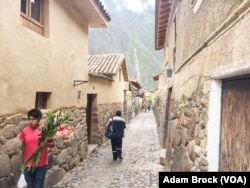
[19,109,54,188]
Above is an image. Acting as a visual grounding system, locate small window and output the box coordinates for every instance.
[20,0,44,35]
[21,0,41,23]
[35,92,51,109]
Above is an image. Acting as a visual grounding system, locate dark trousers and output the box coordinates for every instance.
[111,137,123,159]
[24,165,47,188]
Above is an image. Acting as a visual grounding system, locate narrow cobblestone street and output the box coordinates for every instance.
[53,111,164,188]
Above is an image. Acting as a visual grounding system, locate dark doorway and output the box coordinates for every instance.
[86,94,98,144]
[86,94,93,144]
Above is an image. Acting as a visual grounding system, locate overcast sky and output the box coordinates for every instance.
[101,0,155,13]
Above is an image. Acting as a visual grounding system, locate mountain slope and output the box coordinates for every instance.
[88,1,163,90]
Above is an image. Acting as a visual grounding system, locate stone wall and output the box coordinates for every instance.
[154,77,210,172]
[0,107,87,188]
[97,103,125,144]
[155,0,250,172]
[0,102,135,187]
[153,90,168,148]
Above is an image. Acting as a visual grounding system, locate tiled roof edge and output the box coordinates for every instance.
[89,73,113,81]
[94,0,111,22]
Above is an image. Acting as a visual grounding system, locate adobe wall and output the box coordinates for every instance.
[0,0,89,116]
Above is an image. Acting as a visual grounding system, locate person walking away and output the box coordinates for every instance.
[107,110,126,160]
[19,109,55,188]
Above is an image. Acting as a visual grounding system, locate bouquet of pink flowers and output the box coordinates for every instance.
[20,110,73,171]
[56,125,75,137]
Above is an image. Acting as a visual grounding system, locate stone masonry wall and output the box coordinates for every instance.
[153,91,167,148]
[155,77,210,172]
[97,103,123,144]
[0,107,87,188]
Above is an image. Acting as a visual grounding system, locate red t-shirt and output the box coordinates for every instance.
[19,126,48,167]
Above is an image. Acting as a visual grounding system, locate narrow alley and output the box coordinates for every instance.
[53,111,164,188]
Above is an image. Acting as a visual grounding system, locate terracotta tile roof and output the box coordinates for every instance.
[155,0,171,50]
[129,79,142,91]
[88,54,128,81]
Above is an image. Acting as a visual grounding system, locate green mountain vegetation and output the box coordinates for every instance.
[88,1,163,91]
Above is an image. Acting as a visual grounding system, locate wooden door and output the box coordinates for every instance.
[219,77,250,171]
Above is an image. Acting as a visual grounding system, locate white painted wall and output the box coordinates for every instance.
[207,80,222,171]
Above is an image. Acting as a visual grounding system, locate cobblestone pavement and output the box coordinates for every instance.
[53,112,164,188]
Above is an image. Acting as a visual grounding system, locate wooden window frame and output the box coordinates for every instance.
[20,0,44,35]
